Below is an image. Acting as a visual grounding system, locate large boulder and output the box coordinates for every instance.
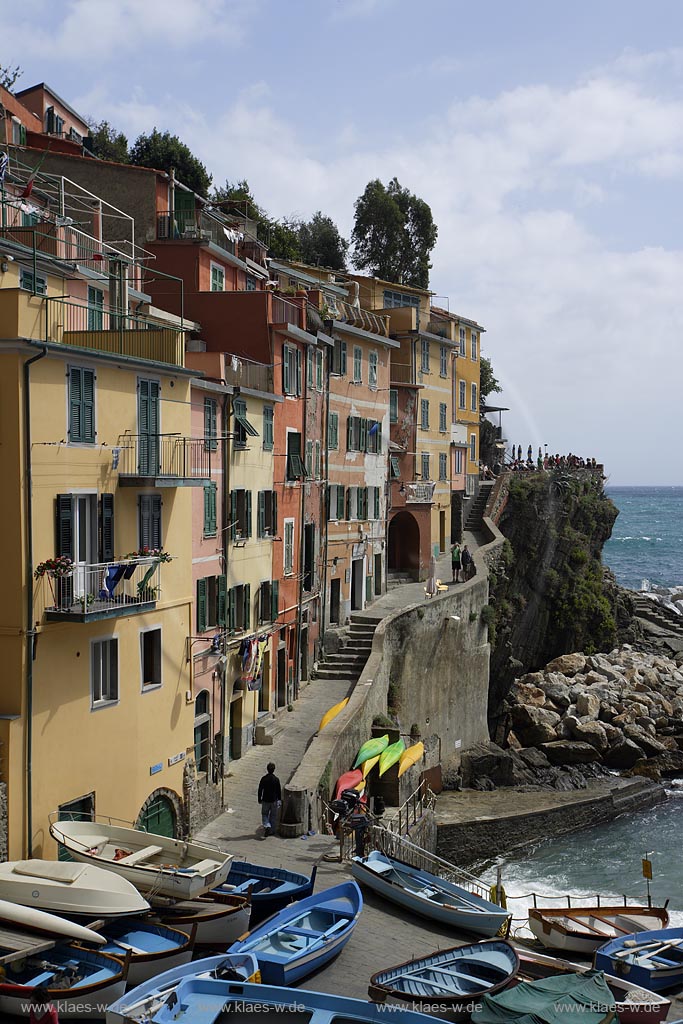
[584,670,609,688]
[623,725,668,758]
[461,743,514,788]
[545,653,586,676]
[509,682,546,707]
[540,741,601,765]
[571,719,609,752]
[511,705,561,746]
[539,678,572,710]
[576,692,601,719]
[517,746,552,769]
[604,738,645,769]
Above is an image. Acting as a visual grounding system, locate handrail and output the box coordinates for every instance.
[369,825,492,900]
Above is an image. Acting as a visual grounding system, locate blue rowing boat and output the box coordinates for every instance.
[594,927,683,992]
[98,917,194,986]
[213,861,316,924]
[228,880,362,985]
[369,940,519,1010]
[350,851,510,937]
[108,979,439,1024]
[106,954,260,1023]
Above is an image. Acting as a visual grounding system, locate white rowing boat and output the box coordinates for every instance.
[0,898,105,945]
[0,860,149,918]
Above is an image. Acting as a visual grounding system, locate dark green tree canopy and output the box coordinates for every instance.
[298,212,348,270]
[0,65,22,92]
[130,129,212,197]
[87,120,129,163]
[351,177,437,288]
[480,355,502,405]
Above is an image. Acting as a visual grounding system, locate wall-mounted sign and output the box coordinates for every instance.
[168,751,186,767]
[149,762,163,775]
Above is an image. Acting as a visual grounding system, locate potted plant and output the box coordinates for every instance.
[34,555,74,610]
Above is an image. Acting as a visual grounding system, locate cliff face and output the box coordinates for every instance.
[487,472,618,732]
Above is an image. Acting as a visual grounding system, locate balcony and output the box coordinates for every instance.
[334,299,389,338]
[156,208,237,259]
[42,558,162,623]
[390,361,416,385]
[117,435,213,487]
[223,356,273,393]
[45,297,185,367]
[404,481,435,503]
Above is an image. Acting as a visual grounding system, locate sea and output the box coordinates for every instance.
[490,485,683,933]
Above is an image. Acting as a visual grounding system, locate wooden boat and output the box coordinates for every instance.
[214,862,316,925]
[148,891,250,948]
[353,733,389,769]
[49,818,231,899]
[398,741,425,777]
[515,946,671,1024]
[97,918,194,987]
[0,943,127,1020]
[379,738,406,776]
[108,979,439,1024]
[105,954,259,1023]
[594,926,683,992]
[0,860,149,918]
[529,905,670,955]
[363,754,380,778]
[229,881,363,985]
[0,897,105,945]
[471,969,615,1024]
[319,697,349,731]
[368,939,519,1013]
[350,851,510,938]
[335,769,365,799]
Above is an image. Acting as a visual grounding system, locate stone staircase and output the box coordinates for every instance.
[317,613,380,682]
[387,570,413,591]
[464,481,494,531]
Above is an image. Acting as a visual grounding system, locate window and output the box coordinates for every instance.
[327,484,345,521]
[91,638,118,707]
[440,345,448,377]
[286,432,305,480]
[372,486,381,520]
[12,119,26,146]
[210,263,225,292]
[439,402,447,433]
[228,584,251,633]
[331,338,347,376]
[420,339,430,373]
[203,483,217,536]
[315,440,321,478]
[230,489,252,539]
[389,455,401,479]
[439,452,448,480]
[246,274,257,291]
[307,348,314,389]
[259,579,280,623]
[369,351,378,389]
[459,327,466,356]
[346,486,368,521]
[87,287,104,331]
[141,628,162,689]
[366,419,382,453]
[471,382,478,412]
[383,289,419,309]
[316,350,323,390]
[233,397,258,449]
[305,439,313,476]
[194,691,211,775]
[459,380,466,409]
[196,575,226,632]
[471,332,478,360]
[282,344,302,396]
[347,416,367,452]
[421,453,430,480]
[263,406,274,450]
[19,268,47,295]
[328,411,339,449]
[68,366,95,444]
[470,433,477,461]
[204,398,217,451]
[454,448,463,474]
[139,494,162,550]
[353,346,362,383]
[420,399,429,430]
[257,490,277,537]
[390,389,398,423]
[284,519,295,575]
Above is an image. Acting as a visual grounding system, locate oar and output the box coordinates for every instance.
[615,938,683,960]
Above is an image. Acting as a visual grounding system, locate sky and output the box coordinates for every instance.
[3,0,683,485]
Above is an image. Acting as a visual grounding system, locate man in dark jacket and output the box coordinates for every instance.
[257,762,281,836]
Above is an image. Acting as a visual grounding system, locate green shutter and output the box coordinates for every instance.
[99,493,115,561]
[68,368,83,442]
[360,417,367,452]
[374,487,380,520]
[203,485,211,535]
[340,341,347,376]
[257,491,265,537]
[230,490,237,541]
[82,369,95,443]
[272,491,278,535]
[197,578,207,633]
[271,579,279,622]
[227,586,236,631]
[245,490,252,538]
[307,348,313,387]
[217,575,227,626]
[243,583,251,631]
[346,487,351,520]
[55,494,73,558]
[346,416,352,451]
[295,347,302,395]
[283,345,291,395]
[366,574,372,602]
[326,485,333,521]
[390,389,398,422]
[337,485,345,521]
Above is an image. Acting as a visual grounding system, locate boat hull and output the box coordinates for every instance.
[353,734,389,769]
[379,739,405,777]
[99,919,194,987]
[0,946,126,1020]
[150,893,250,947]
[398,742,425,778]
[214,862,316,926]
[0,860,149,917]
[594,926,683,992]
[529,906,670,955]
[319,697,349,731]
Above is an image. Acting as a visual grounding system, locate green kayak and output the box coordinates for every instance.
[378,738,406,776]
[353,734,389,769]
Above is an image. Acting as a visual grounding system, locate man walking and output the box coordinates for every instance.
[451,541,461,583]
[257,762,281,837]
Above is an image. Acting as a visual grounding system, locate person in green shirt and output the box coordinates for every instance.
[451,542,461,583]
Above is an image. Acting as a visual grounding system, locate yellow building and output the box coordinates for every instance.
[0,174,206,857]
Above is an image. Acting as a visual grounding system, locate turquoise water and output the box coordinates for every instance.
[604,486,683,590]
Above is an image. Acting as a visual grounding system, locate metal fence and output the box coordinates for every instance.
[156,208,236,258]
[223,356,274,393]
[270,295,302,326]
[369,827,493,902]
[116,434,213,480]
[43,558,161,619]
[44,297,185,365]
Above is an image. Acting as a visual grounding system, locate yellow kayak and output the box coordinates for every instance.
[319,697,349,732]
[362,754,380,778]
[379,738,405,777]
[398,741,425,777]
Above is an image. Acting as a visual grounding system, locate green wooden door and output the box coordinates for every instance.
[138,794,176,838]
[173,190,195,235]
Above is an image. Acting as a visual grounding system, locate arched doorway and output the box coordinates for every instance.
[137,790,179,838]
[388,510,420,576]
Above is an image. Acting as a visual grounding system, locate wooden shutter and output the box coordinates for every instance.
[295,347,302,395]
[243,583,251,631]
[68,368,82,442]
[197,578,207,633]
[282,345,291,394]
[245,491,252,538]
[307,348,313,387]
[257,491,265,537]
[345,487,352,520]
[337,485,345,521]
[346,416,353,451]
[374,487,380,521]
[217,574,227,626]
[228,586,236,631]
[271,579,279,621]
[151,495,162,549]
[82,369,95,443]
[271,491,278,534]
[340,341,347,376]
[360,417,368,452]
[99,493,115,561]
[55,494,73,558]
[230,490,237,541]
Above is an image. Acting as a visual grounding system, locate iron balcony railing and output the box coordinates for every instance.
[156,208,237,258]
[223,356,274,393]
[405,481,435,503]
[116,434,213,481]
[270,295,302,325]
[0,223,151,277]
[42,558,161,621]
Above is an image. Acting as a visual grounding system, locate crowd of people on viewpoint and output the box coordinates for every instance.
[507,445,599,473]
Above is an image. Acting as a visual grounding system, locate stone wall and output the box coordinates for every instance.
[183,761,222,836]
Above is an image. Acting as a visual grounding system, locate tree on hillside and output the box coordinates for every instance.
[87,119,129,163]
[298,212,348,270]
[212,178,266,223]
[351,177,437,288]
[479,355,504,468]
[480,355,502,405]
[0,65,22,92]
[130,129,212,197]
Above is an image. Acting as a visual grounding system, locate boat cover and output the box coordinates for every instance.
[472,970,616,1024]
